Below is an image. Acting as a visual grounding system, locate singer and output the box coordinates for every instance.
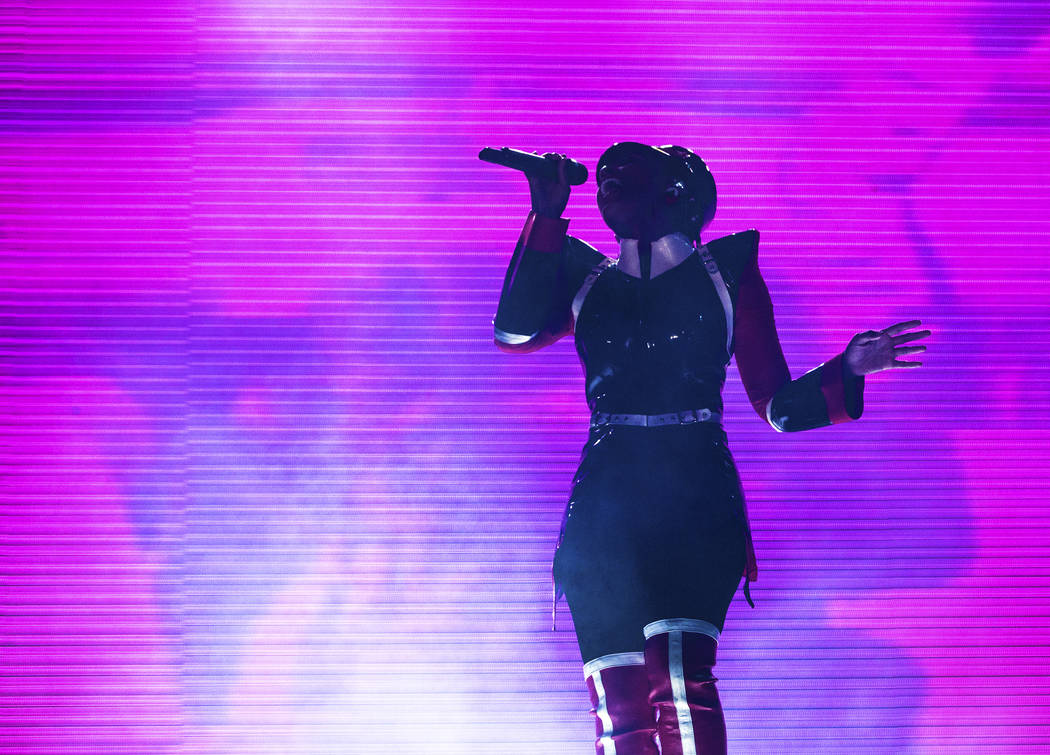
[491,143,930,754]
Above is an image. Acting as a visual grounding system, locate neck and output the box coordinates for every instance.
[617,232,696,279]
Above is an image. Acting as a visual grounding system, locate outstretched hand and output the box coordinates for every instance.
[844,320,931,377]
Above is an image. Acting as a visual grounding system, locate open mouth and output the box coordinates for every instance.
[597,177,624,201]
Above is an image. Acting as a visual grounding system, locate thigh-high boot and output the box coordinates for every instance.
[643,619,727,755]
[582,652,659,755]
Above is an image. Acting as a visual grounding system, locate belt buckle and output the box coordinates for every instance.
[678,410,697,424]
[698,408,712,421]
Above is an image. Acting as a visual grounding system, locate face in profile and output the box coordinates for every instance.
[596,142,694,241]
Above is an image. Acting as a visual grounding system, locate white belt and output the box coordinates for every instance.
[592,408,721,427]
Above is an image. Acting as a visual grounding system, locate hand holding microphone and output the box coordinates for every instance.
[479,147,588,219]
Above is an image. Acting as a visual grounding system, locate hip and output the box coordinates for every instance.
[572,421,739,490]
[564,422,746,537]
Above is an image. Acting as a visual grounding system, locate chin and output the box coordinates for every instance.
[598,209,640,240]
[606,223,640,240]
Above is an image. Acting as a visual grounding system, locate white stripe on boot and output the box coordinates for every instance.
[583,651,658,755]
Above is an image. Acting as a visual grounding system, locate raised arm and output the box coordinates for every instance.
[493,211,572,353]
[734,250,865,432]
[493,152,605,353]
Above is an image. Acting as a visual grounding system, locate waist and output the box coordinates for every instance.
[591,407,722,428]
[584,373,726,420]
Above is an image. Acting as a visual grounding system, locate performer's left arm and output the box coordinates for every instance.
[734,242,930,432]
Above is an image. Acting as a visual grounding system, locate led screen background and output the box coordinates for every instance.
[2,1,1049,752]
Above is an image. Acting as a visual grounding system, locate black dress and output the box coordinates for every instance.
[552,246,752,663]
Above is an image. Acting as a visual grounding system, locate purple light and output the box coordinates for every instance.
[3,1,1049,752]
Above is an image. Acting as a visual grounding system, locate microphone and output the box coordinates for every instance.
[478,147,588,186]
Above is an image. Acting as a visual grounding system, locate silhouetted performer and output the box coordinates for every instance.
[492,142,929,755]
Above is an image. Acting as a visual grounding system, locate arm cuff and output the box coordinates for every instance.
[493,326,540,345]
[519,211,569,254]
[820,352,865,423]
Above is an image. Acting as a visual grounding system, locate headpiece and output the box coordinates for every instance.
[596,141,717,241]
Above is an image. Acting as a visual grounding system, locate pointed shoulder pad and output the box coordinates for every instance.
[706,229,759,279]
[707,229,759,259]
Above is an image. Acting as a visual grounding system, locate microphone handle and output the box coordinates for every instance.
[478,147,588,186]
